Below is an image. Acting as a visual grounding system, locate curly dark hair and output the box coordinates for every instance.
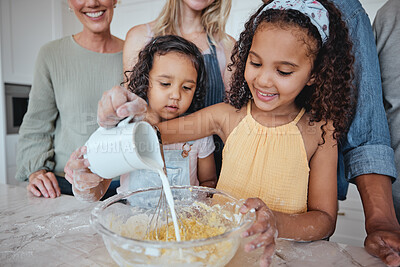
[227,0,356,142]
[123,35,207,114]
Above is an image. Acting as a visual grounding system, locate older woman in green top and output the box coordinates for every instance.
[15,0,124,198]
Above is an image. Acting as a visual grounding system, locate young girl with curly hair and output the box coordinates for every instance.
[66,35,217,201]
[154,0,355,263]
[120,34,217,193]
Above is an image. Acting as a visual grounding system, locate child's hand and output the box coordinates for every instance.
[240,198,278,267]
[97,85,147,128]
[64,146,103,191]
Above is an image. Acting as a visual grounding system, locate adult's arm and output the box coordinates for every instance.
[365,2,400,265]
[337,0,396,186]
[333,0,400,265]
[15,44,58,182]
[356,174,400,266]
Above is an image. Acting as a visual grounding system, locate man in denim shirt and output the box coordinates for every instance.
[332,0,400,266]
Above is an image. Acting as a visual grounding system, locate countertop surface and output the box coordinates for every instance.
[0,183,385,266]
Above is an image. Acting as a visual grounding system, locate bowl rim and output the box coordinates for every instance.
[91,185,255,248]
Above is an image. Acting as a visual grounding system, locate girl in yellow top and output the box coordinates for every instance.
[155,0,355,265]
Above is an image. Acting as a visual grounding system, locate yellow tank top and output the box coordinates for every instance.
[217,102,310,214]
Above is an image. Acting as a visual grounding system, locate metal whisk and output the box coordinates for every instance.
[145,126,186,241]
[145,188,185,241]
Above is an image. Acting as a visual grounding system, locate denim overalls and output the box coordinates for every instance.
[127,142,194,191]
[203,37,225,178]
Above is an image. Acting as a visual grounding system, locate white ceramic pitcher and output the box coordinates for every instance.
[84,117,164,179]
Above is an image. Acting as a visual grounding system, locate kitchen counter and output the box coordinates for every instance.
[0,183,385,266]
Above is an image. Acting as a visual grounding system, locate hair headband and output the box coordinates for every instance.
[256,0,330,44]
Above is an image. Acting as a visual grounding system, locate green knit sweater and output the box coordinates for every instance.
[16,36,123,181]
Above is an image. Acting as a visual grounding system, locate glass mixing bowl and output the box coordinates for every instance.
[91,186,255,267]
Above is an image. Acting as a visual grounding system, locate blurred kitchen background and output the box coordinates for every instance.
[0,0,388,247]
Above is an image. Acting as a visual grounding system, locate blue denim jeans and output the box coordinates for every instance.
[332,0,397,200]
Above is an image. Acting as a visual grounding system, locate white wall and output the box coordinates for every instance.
[1,0,56,85]
[361,0,387,22]
[111,0,165,39]
[109,0,386,41]
[44,0,388,44]
[227,0,262,39]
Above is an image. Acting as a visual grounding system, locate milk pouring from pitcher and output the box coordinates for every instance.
[84,117,164,178]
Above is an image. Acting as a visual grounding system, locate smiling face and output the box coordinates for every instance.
[244,22,317,116]
[147,52,198,122]
[68,0,116,34]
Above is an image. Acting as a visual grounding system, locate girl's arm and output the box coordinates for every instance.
[158,103,240,144]
[197,154,217,188]
[16,45,59,198]
[274,122,338,241]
